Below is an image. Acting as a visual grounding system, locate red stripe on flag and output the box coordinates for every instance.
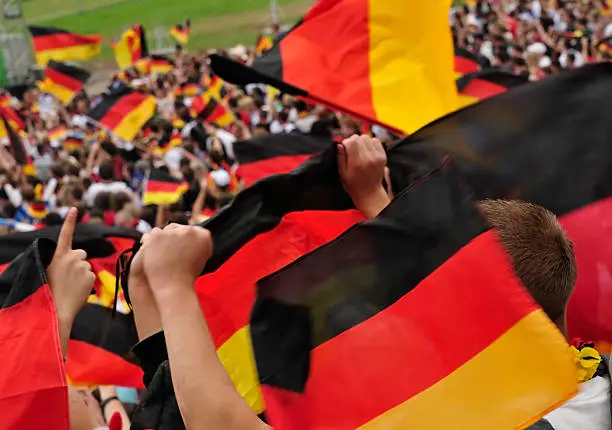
[145,179,188,193]
[461,78,509,100]
[33,33,101,51]
[46,67,84,91]
[98,92,150,130]
[237,154,313,187]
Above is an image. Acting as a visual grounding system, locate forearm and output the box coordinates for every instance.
[57,314,73,359]
[157,286,266,430]
[354,187,392,219]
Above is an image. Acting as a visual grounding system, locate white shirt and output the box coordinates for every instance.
[270,120,296,134]
[85,181,134,207]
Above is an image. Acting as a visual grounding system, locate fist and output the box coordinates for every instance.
[337,134,387,205]
[140,224,213,298]
[47,208,96,322]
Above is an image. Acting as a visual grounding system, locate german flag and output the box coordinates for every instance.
[0,109,36,176]
[180,82,200,98]
[37,60,90,105]
[48,125,68,142]
[142,168,189,206]
[251,161,576,429]
[0,92,10,108]
[112,24,148,70]
[454,45,484,77]
[0,106,24,133]
[255,34,274,56]
[64,135,84,152]
[0,224,142,388]
[25,201,48,221]
[235,133,331,187]
[86,84,156,142]
[170,19,190,45]
[0,240,69,428]
[456,69,528,108]
[206,74,227,100]
[210,0,457,135]
[28,25,101,66]
[385,62,612,355]
[189,92,235,127]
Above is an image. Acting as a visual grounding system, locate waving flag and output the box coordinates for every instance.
[0,108,35,176]
[189,92,235,127]
[255,34,274,56]
[0,224,142,388]
[251,161,576,429]
[28,26,101,66]
[170,19,190,45]
[211,0,457,134]
[87,84,156,141]
[112,25,148,70]
[142,168,189,206]
[38,60,90,104]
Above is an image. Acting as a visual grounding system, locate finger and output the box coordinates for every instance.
[164,223,182,231]
[56,207,77,255]
[337,144,348,175]
[140,232,151,245]
[72,249,87,261]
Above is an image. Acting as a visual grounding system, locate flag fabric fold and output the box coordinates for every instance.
[250,161,577,429]
[0,239,70,429]
[189,92,235,127]
[210,0,457,134]
[87,84,156,141]
[28,26,101,66]
[38,60,90,105]
[456,69,528,108]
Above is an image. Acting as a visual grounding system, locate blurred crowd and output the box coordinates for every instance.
[452,0,612,79]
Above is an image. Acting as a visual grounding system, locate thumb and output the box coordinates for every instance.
[56,207,77,255]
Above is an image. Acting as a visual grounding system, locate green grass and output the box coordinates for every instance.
[27,0,306,61]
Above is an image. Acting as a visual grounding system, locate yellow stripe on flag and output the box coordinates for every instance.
[359,310,577,430]
[35,44,101,66]
[217,326,265,414]
[368,0,457,134]
[38,79,75,104]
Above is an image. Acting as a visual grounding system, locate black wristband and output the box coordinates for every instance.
[99,396,120,411]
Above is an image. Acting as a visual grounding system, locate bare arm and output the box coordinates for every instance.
[156,286,270,430]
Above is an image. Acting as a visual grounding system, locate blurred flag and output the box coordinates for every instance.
[170,19,190,45]
[178,82,200,97]
[456,69,528,108]
[87,84,156,141]
[112,24,148,70]
[189,92,236,127]
[48,125,68,142]
[0,106,25,132]
[37,60,90,105]
[0,92,11,108]
[28,26,101,66]
[142,168,189,206]
[0,109,36,176]
[206,74,227,100]
[63,135,84,152]
[235,133,331,187]
[211,0,457,135]
[0,241,69,429]
[255,34,274,56]
[0,225,142,388]
[251,162,576,429]
[136,54,174,75]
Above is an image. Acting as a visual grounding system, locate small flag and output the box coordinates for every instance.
[142,168,189,206]
[28,26,101,66]
[170,19,190,45]
[456,69,528,108]
[211,0,457,135]
[37,60,90,105]
[0,92,11,108]
[206,74,227,100]
[255,34,274,56]
[179,82,200,98]
[112,25,148,70]
[86,84,156,142]
[189,92,235,127]
[0,106,25,133]
[64,135,84,152]
[0,108,36,176]
[48,125,68,142]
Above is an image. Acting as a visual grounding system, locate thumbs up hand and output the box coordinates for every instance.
[47,207,96,327]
